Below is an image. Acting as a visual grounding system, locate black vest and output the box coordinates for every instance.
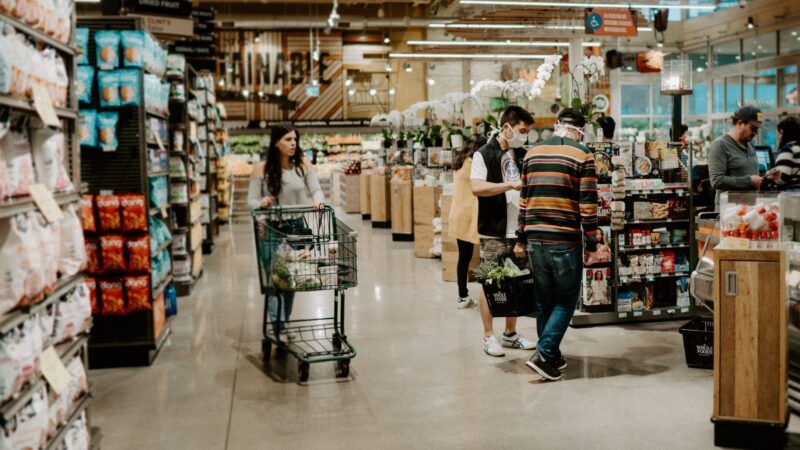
[476,138,524,237]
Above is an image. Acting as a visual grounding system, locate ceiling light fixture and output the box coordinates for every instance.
[746,16,755,29]
[428,22,652,32]
[345,78,353,86]
[254,36,260,43]
[407,39,600,47]
[404,63,413,72]
[389,87,396,95]
[384,34,391,44]
[218,79,225,87]
[242,89,250,98]
[348,88,356,96]
[459,0,716,10]
[369,88,378,96]
[275,88,282,96]
[390,53,550,60]
[427,78,436,85]
[385,62,393,72]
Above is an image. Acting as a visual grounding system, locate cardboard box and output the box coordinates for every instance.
[414,225,435,258]
[413,186,441,224]
[341,174,360,213]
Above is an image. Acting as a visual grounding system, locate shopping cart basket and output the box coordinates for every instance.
[253,205,358,382]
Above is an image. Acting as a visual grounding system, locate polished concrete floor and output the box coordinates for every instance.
[89,212,798,449]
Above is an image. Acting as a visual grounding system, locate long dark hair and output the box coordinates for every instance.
[265,123,304,197]
[778,116,800,149]
[453,135,488,171]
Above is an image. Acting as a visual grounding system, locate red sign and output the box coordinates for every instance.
[585,9,638,37]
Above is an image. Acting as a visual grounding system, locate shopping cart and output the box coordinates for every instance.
[253,205,358,382]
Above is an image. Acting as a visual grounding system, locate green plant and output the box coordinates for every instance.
[428,124,443,144]
[443,120,468,138]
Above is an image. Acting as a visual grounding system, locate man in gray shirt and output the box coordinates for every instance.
[708,106,763,206]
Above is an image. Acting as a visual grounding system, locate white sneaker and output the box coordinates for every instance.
[502,332,537,350]
[484,335,506,357]
[457,297,476,309]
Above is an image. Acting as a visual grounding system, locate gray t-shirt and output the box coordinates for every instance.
[708,134,758,205]
[247,163,324,209]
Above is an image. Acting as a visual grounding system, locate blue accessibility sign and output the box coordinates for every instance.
[586,12,603,31]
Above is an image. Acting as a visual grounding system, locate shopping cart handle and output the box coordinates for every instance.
[349,231,358,238]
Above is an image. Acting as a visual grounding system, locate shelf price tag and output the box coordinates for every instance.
[634,311,643,317]
[681,307,689,313]
[31,85,61,129]
[40,346,72,395]
[653,309,661,316]
[618,313,627,318]
[28,184,64,223]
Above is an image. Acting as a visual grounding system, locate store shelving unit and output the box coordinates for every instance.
[78,17,174,366]
[193,75,220,254]
[572,142,696,327]
[783,194,800,414]
[169,65,204,296]
[0,8,96,446]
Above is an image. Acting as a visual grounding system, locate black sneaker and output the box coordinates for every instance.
[554,356,567,370]
[525,352,563,381]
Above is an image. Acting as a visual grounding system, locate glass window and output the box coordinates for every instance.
[621,84,650,115]
[781,66,798,108]
[688,49,709,73]
[761,118,777,150]
[688,0,737,19]
[725,76,741,112]
[652,84,672,115]
[713,40,740,67]
[690,82,707,115]
[755,69,777,110]
[712,119,725,139]
[780,26,800,54]
[743,75,756,106]
[713,79,724,113]
[621,118,650,133]
[743,33,777,62]
[651,117,672,140]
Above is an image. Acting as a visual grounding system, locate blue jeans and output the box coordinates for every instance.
[268,291,295,333]
[528,241,583,361]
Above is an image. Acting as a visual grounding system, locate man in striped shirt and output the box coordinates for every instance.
[513,108,600,381]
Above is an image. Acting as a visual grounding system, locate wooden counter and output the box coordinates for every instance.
[413,185,441,259]
[359,172,372,220]
[370,173,391,228]
[390,178,414,240]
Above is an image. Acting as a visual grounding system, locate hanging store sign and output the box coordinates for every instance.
[128,14,194,37]
[121,0,192,17]
[170,41,216,56]
[191,7,214,21]
[585,9,638,37]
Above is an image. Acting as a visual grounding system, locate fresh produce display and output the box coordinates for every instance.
[720,200,780,247]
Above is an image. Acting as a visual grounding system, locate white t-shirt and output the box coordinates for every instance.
[470,150,519,238]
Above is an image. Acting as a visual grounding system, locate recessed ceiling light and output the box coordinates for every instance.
[242,89,250,98]
[390,53,550,60]
[389,87,396,95]
[369,88,377,96]
[345,78,353,86]
[348,88,356,96]
[459,0,715,10]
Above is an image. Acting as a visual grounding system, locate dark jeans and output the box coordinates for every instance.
[265,217,306,333]
[456,239,474,298]
[527,241,583,362]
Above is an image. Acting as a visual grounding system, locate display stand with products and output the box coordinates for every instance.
[369,172,391,228]
[196,75,220,255]
[168,63,203,296]
[413,185,441,259]
[359,170,372,221]
[572,141,696,326]
[390,167,414,241]
[782,194,800,415]
[77,17,174,367]
[0,5,97,447]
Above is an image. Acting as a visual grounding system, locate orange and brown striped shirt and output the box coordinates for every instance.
[517,136,599,244]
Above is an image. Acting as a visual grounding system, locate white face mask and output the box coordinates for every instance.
[504,126,528,148]
[554,122,585,142]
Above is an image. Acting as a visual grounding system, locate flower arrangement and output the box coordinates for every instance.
[530,54,563,99]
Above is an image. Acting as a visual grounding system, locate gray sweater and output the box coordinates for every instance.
[247,162,324,209]
[708,134,758,205]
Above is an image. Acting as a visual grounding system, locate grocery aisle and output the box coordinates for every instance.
[91,213,748,449]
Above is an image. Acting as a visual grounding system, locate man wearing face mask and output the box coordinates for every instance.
[513,108,599,381]
[470,105,537,357]
[708,106,763,207]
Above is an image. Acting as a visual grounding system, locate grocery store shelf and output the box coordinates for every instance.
[618,243,690,252]
[571,305,695,327]
[152,274,173,300]
[626,218,691,225]
[0,14,77,55]
[618,272,690,284]
[152,238,173,256]
[45,395,92,450]
[0,191,80,220]
[148,171,169,178]
[146,110,169,120]
[626,187,688,196]
[0,95,78,120]
[0,274,85,335]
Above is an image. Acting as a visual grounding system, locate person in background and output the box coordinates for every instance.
[471,106,537,357]
[767,116,800,191]
[514,108,599,381]
[596,115,615,143]
[247,123,324,336]
[708,106,763,207]
[449,135,487,309]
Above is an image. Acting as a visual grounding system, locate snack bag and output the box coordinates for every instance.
[53,289,77,343]
[1,125,34,197]
[32,212,59,293]
[75,28,89,65]
[30,119,72,192]
[0,216,30,312]
[100,234,126,272]
[117,68,141,106]
[97,111,119,152]
[96,194,121,231]
[85,277,99,315]
[119,193,147,232]
[80,194,96,232]
[78,109,97,147]
[99,279,125,315]
[19,213,45,306]
[66,356,88,401]
[58,205,87,279]
[120,30,145,68]
[94,30,119,70]
[97,71,120,108]
[72,281,92,334]
[124,276,151,313]
[84,237,100,274]
[125,235,150,272]
[76,65,94,104]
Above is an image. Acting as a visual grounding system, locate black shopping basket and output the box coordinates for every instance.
[480,274,536,317]
[679,316,714,369]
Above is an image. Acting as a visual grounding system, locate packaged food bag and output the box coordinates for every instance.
[97,70,119,108]
[76,65,94,104]
[117,68,141,106]
[100,234,126,273]
[95,194,120,231]
[58,205,87,279]
[30,119,73,192]
[125,276,151,312]
[75,27,89,65]
[119,193,147,232]
[125,235,150,272]
[78,109,97,148]
[94,30,119,70]
[80,194,96,232]
[99,279,125,316]
[120,30,145,68]
[1,124,34,197]
[97,111,118,152]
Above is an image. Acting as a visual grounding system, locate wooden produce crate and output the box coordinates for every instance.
[413,185,441,258]
[359,171,373,219]
[370,173,392,228]
[340,173,360,214]
[390,177,413,241]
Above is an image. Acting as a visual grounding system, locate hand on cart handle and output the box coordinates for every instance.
[513,242,526,258]
[312,201,325,209]
[260,196,275,208]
